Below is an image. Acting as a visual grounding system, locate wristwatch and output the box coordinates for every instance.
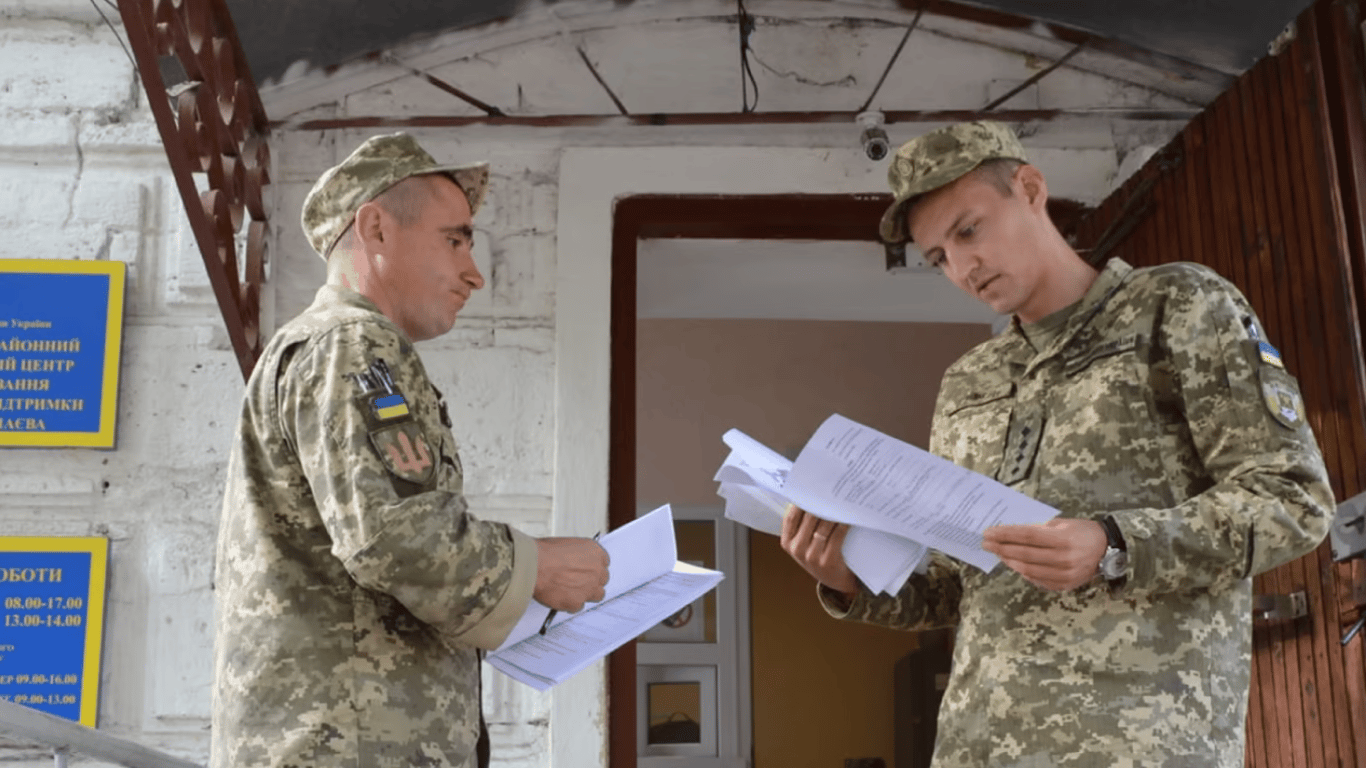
[1097,515,1128,583]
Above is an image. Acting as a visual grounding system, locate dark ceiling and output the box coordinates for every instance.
[963,0,1314,73]
[226,0,1317,88]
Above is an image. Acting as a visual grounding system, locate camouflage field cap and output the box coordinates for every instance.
[302,132,490,258]
[878,120,1029,244]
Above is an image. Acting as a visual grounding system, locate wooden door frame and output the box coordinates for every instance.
[607,193,890,768]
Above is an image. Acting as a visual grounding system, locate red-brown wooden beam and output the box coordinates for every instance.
[613,193,1088,243]
[280,108,1199,132]
[117,0,271,380]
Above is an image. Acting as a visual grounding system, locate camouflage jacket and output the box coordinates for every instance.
[822,258,1332,767]
[213,285,536,768]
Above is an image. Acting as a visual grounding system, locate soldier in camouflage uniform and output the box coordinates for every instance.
[781,121,1333,767]
[213,133,610,768]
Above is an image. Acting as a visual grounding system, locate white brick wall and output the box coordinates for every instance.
[0,8,572,765]
[0,5,233,766]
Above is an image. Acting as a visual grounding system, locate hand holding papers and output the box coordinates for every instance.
[715,414,1059,592]
[789,414,1058,570]
[715,430,929,596]
[487,505,724,690]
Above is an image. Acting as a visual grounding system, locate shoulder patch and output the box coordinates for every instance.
[370,421,437,485]
[373,393,411,420]
[351,356,435,485]
[1242,315,1286,370]
[1261,372,1305,430]
[1257,341,1285,369]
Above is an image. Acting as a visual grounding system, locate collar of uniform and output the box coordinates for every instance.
[996,317,1036,375]
[1012,257,1134,376]
[1062,257,1132,331]
[311,282,386,317]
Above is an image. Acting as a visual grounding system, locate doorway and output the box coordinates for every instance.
[611,195,998,767]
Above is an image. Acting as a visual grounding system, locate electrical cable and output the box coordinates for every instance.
[90,0,139,77]
[738,0,760,112]
[858,2,931,113]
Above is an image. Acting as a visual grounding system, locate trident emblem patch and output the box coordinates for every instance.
[371,423,437,485]
[386,431,432,476]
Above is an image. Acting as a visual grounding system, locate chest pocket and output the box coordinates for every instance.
[1057,333,1148,425]
[1061,333,1143,378]
[940,380,1016,479]
[1043,333,1164,502]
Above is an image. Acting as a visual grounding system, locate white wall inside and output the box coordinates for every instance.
[0,4,237,766]
[636,238,991,323]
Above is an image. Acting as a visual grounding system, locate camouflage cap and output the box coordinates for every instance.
[878,121,1029,244]
[301,132,490,259]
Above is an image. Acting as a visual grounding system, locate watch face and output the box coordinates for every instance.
[1100,548,1129,580]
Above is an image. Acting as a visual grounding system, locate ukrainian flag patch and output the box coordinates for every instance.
[374,393,410,420]
[1258,341,1285,369]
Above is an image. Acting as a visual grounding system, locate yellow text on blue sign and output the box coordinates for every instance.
[0,537,109,727]
[0,259,126,448]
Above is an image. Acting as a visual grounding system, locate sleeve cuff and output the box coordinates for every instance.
[817,582,859,618]
[1108,513,1145,596]
[445,526,539,650]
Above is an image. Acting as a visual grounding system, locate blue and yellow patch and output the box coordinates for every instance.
[373,393,410,420]
[1262,377,1303,429]
[1258,341,1285,369]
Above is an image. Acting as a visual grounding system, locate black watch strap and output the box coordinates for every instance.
[1100,515,1126,551]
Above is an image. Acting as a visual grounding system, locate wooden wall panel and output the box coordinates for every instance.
[1075,2,1366,765]
[1312,0,1366,755]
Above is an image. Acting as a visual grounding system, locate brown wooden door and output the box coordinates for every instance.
[1075,2,1366,764]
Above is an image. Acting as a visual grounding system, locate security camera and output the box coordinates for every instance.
[858,111,889,161]
[862,127,889,161]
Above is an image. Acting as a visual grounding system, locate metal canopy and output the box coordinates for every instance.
[226,0,1316,87]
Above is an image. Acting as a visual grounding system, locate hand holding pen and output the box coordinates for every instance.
[533,531,609,635]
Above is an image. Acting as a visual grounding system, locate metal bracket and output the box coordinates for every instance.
[1253,590,1308,622]
[1343,613,1365,647]
[1330,491,1366,561]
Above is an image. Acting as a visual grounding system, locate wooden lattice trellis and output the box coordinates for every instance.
[117,0,270,379]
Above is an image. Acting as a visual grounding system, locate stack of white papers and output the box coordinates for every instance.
[715,430,929,596]
[487,505,724,690]
[714,414,1059,595]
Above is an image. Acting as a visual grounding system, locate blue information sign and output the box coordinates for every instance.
[0,259,126,448]
[0,537,109,727]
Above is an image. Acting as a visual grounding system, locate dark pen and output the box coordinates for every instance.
[539,531,602,636]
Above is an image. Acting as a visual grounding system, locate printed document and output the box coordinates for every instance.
[788,414,1057,571]
[715,414,1058,583]
[487,505,724,691]
[715,431,929,596]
